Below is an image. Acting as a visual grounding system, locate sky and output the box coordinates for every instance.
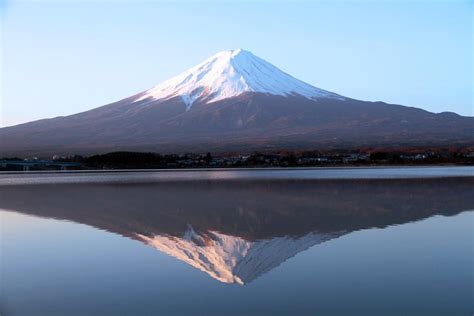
[0,0,472,127]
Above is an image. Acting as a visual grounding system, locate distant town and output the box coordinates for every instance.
[1,149,473,171]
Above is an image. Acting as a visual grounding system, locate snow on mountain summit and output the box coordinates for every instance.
[135,49,343,108]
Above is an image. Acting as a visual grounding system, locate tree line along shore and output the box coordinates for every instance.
[1,148,473,171]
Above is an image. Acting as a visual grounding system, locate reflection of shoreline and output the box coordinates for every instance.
[0,177,473,284]
[0,166,473,186]
[1,165,474,176]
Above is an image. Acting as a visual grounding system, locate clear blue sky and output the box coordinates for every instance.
[0,0,472,127]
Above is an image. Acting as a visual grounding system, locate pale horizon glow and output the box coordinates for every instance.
[0,0,472,127]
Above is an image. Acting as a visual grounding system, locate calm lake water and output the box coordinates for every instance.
[1,167,473,316]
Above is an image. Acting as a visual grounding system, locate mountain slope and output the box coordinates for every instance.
[0,49,473,156]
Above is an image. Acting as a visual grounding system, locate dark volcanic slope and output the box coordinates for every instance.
[1,92,473,156]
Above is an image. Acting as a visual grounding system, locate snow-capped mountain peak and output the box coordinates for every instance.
[135,49,343,108]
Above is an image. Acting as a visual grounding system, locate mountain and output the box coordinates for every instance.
[1,177,473,284]
[1,49,473,156]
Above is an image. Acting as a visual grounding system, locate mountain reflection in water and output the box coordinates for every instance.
[0,177,472,284]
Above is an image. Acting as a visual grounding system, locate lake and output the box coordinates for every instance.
[1,167,473,315]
